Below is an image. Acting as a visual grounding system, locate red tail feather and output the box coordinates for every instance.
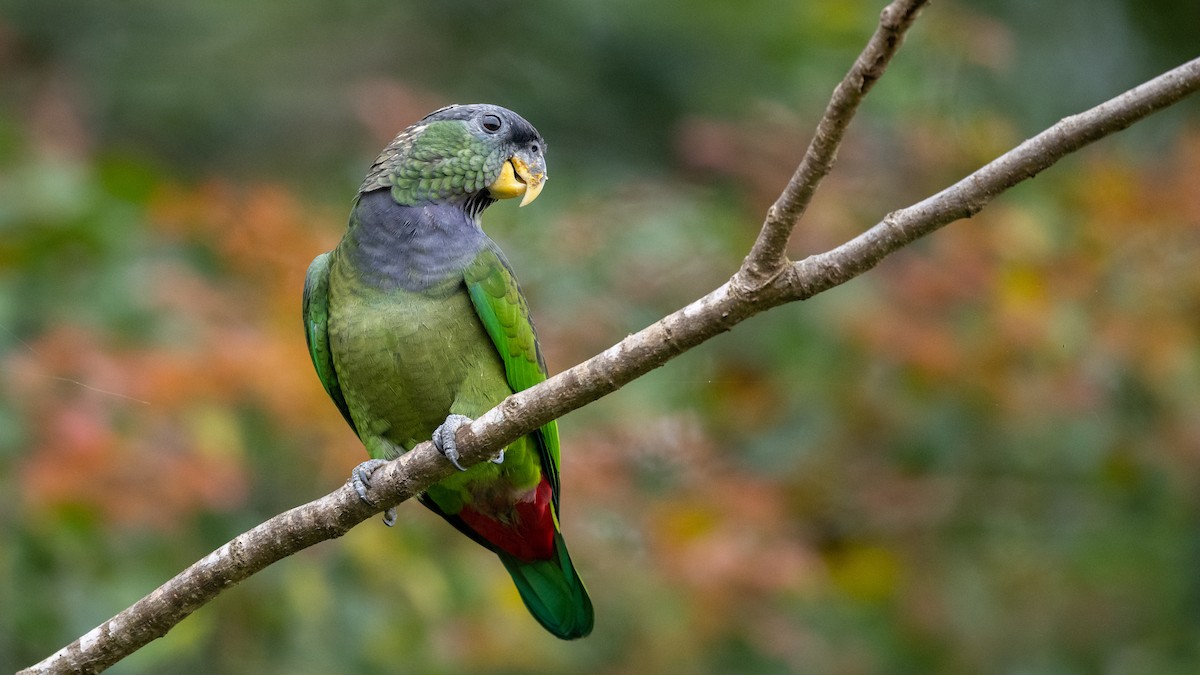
[458,477,555,562]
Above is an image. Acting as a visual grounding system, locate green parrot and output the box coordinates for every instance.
[302,104,592,639]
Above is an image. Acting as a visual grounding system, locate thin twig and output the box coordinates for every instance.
[781,56,1200,299]
[741,0,929,286]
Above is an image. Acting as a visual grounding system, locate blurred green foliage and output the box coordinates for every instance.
[3,1,1200,673]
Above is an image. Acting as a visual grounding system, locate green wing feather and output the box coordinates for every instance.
[464,245,561,509]
[464,246,592,639]
[302,252,357,434]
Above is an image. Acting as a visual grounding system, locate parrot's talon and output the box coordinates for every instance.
[491,449,505,464]
[433,414,472,471]
[351,459,395,526]
[351,459,388,502]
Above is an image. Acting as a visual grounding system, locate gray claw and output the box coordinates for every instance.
[351,459,387,502]
[491,448,505,464]
[433,414,472,471]
[351,459,396,526]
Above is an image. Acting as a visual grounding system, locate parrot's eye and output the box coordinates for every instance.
[530,143,540,154]
[481,114,503,133]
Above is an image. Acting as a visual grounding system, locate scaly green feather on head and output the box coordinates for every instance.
[359,103,547,207]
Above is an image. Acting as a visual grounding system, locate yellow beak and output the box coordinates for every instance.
[487,155,546,207]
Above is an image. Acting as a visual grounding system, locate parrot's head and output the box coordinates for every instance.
[363,103,547,210]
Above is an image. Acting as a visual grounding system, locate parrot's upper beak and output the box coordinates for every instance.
[487,153,546,207]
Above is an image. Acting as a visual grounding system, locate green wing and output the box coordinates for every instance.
[302,252,357,434]
[464,245,561,509]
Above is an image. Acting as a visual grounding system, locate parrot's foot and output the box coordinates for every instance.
[433,414,472,472]
[491,448,505,465]
[351,459,396,527]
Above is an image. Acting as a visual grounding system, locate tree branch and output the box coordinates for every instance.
[22,8,1200,675]
[781,55,1200,300]
[743,0,929,286]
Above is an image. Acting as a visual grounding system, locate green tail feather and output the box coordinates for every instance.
[499,533,594,639]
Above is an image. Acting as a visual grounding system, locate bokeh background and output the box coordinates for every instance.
[3,1,1200,673]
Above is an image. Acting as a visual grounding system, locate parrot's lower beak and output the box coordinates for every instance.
[488,155,546,207]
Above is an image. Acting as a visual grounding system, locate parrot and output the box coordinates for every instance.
[302,104,593,639]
